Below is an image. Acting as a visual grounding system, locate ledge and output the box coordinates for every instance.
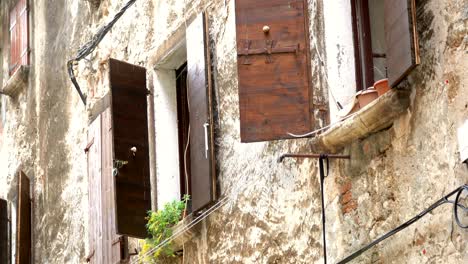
[312,88,411,152]
[1,66,30,97]
[170,214,201,251]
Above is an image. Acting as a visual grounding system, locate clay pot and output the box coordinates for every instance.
[374,78,390,96]
[357,87,378,108]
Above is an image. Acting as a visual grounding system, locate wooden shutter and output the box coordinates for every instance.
[9,4,19,75]
[0,199,8,264]
[384,0,420,87]
[187,13,217,212]
[87,113,128,263]
[109,59,151,238]
[16,171,31,264]
[9,0,28,76]
[235,0,313,142]
[18,0,29,67]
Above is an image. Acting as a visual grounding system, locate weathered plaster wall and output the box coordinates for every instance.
[0,0,466,263]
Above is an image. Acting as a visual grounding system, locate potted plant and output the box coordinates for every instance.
[139,195,190,263]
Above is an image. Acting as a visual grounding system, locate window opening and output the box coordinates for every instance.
[351,0,387,91]
[176,62,191,210]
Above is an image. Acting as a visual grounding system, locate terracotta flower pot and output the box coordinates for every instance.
[357,87,378,108]
[374,78,390,96]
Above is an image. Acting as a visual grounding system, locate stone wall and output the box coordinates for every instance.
[0,0,466,263]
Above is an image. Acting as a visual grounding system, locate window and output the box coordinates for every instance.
[154,13,217,214]
[9,0,29,76]
[351,0,420,90]
[235,0,313,142]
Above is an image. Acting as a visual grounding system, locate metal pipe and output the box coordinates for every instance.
[277,153,350,163]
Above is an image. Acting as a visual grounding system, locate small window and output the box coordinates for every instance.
[9,0,29,76]
[351,0,420,89]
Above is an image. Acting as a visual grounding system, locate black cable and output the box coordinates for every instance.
[337,184,468,264]
[319,154,329,264]
[67,0,137,105]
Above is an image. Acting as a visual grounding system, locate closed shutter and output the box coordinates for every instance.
[18,0,29,67]
[0,199,8,264]
[9,4,19,75]
[9,0,29,76]
[87,113,128,263]
[235,0,313,142]
[16,171,31,264]
[186,13,217,212]
[384,0,420,87]
[109,59,151,238]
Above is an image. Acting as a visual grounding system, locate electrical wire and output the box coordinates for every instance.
[337,184,468,264]
[67,0,138,105]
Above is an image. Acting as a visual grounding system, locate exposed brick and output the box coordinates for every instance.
[340,181,352,194]
[342,200,358,214]
[341,191,353,204]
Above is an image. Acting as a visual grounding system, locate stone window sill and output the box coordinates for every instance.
[1,66,30,97]
[170,214,200,250]
[312,88,411,152]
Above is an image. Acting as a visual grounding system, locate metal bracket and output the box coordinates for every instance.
[113,159,128,177]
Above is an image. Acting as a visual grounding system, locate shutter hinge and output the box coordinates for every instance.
[84,138,95,153]
[85,249,95,262]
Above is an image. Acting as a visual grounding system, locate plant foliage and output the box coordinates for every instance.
[139,195,190,262]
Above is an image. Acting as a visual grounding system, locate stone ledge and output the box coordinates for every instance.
[312,88,411,152]
[1,66,30,97]
[171,214,201,251]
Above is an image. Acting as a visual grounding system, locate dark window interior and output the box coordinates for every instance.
[351,0,387,91]
[176,62,191,209]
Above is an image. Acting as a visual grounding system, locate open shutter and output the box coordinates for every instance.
[87,116,103,263]
[235,0,313,142]
[16,171,31,264]
[87,113,128,263]
[384,0,420,87]
[109,59,151,238]
[187,13,217,212]
[18,0,29,67]
[0,199,8,264]
[9,4,19,75]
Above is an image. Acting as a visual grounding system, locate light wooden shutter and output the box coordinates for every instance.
[9,4,19,75]
[187,13,217,212]
[235,0,313,142]
[9,0,28,76]
[109,59,151,238]
[16,171,31,264]
[18,0,29,67]
[87,112,128,263]
[384,0,420,87]
[0,199,8,264]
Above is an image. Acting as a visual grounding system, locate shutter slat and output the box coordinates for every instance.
[0,199,8,264]
[9,5,19,75]
[16,172,31,264]
[87,116,103,263]
[186,13,217,212]
[384,0,420,87]
[235,0,313,142]
[19,2,29,66]
[109,59,151,238]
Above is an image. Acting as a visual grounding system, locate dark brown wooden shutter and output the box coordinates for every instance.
[0,199,8,264]
[87,112,128,263]
[187,13,217,212]
[109,59,151,238]
[16,171,31,264]
[235,0,313,142]
[384,0,420,87]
